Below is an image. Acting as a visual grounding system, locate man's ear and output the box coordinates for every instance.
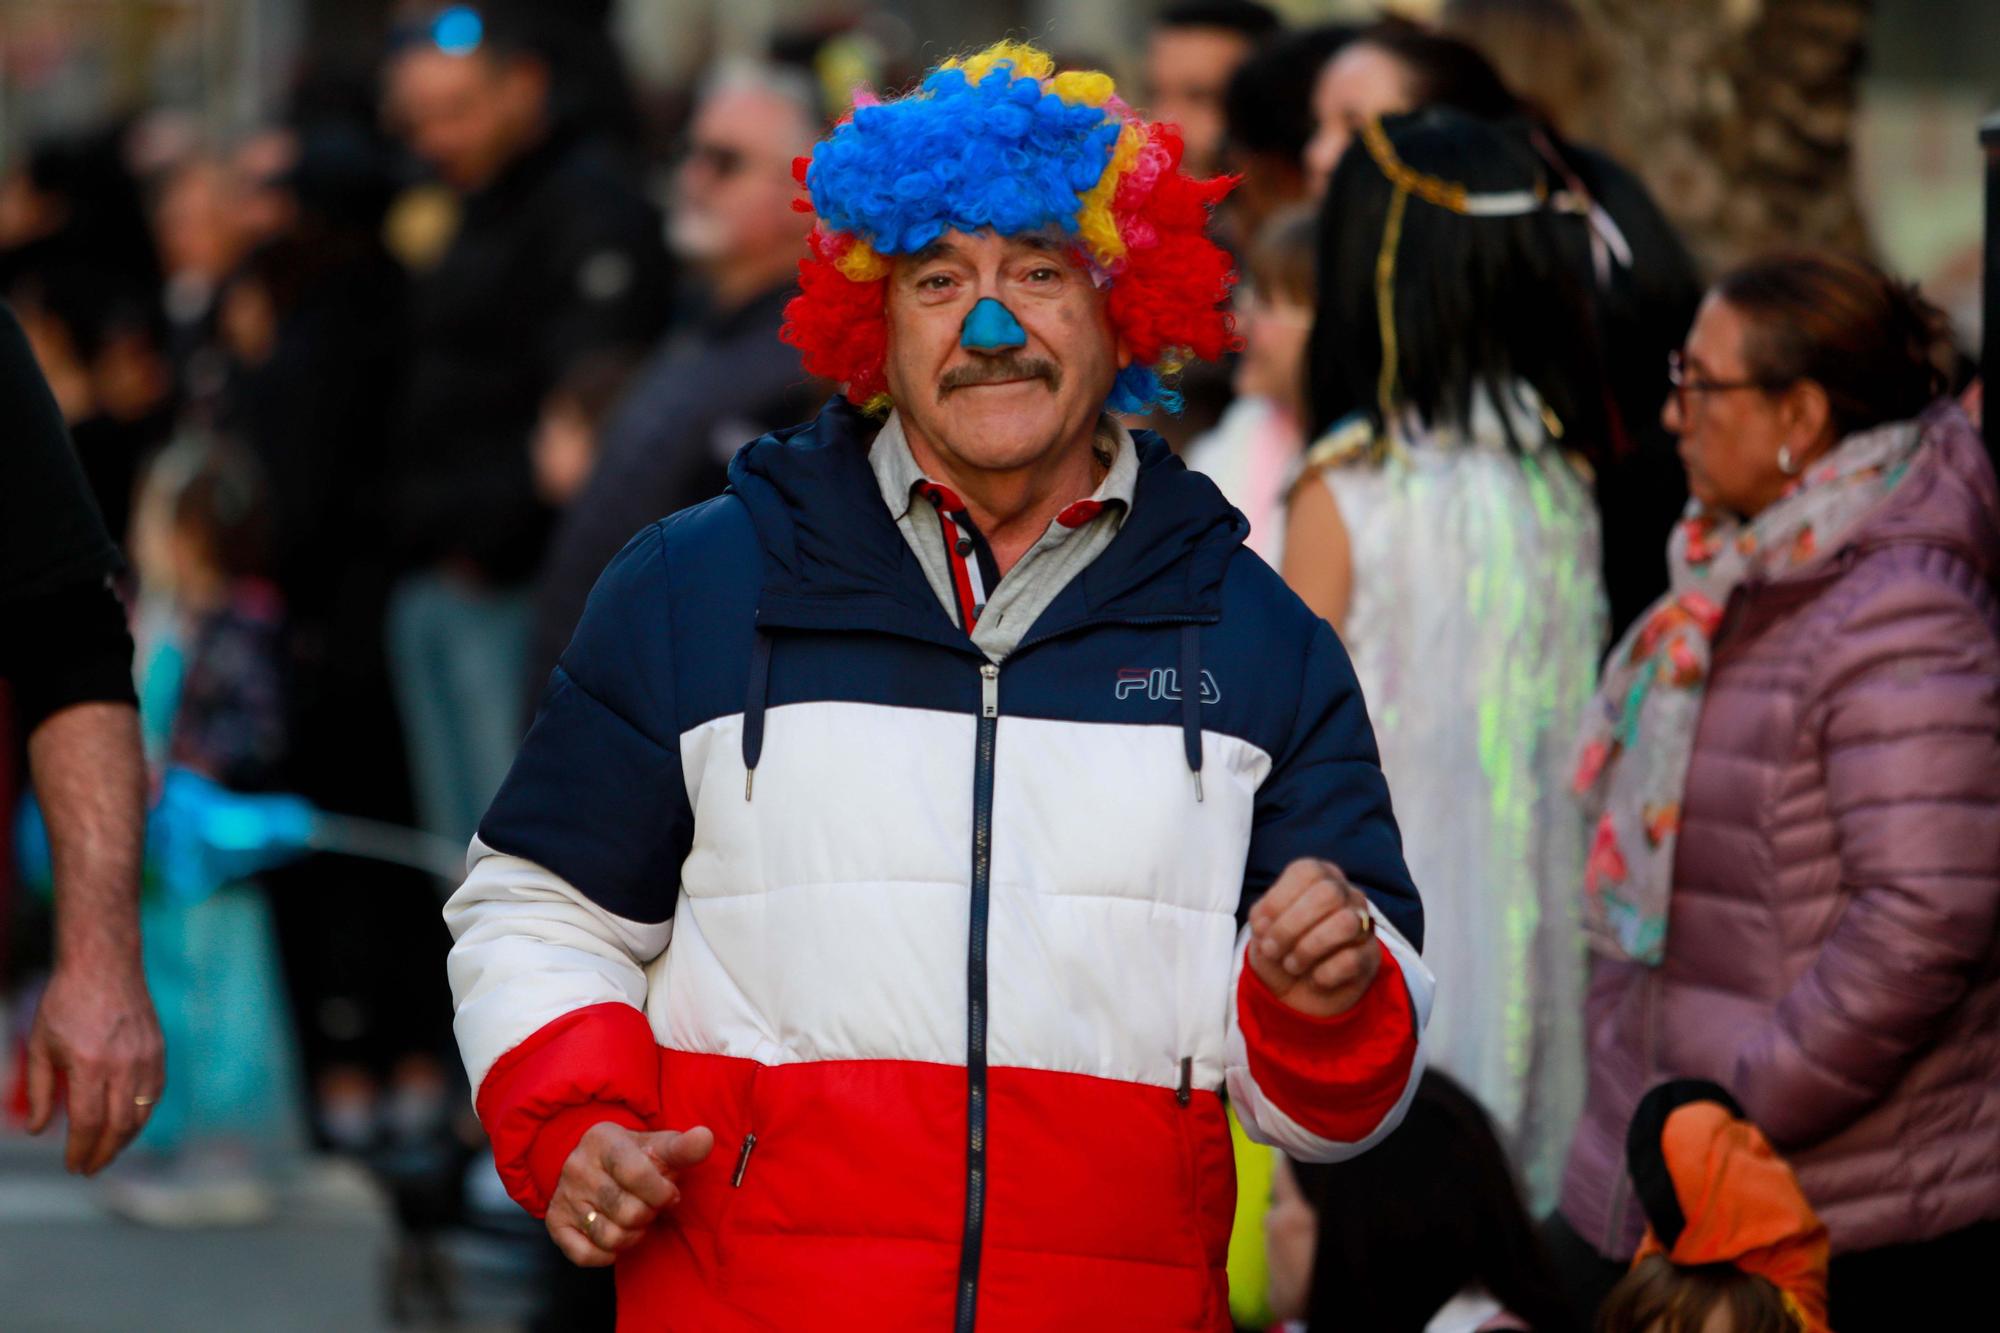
[1116,336,1133,372]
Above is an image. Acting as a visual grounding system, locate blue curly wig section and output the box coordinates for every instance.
[1108,366,1174,415]
[806,64,1123,256]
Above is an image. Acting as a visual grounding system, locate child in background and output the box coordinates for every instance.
[1267,1071,1579,1332]
[1596,1081,1828,1333]
[130,436,286,787]
[105,434,302,1226]
[1182,204,1317,564]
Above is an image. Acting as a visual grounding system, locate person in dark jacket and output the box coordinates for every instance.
[0,302,165,1177]
[526,64,825,698]
[444,45,1432,1330]
[382,8,673,848]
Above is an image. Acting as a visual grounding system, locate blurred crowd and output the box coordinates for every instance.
[0,2,1993,1332]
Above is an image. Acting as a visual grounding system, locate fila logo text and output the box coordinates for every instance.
[1113,668,1221,704]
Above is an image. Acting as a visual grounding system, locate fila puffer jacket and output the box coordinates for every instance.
[446,398,1435,1331]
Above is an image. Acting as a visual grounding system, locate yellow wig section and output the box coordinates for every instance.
[1074,122,1145,269]
[834,240,891,282]
[1049,69,1115,107]
[942,41,1054,85]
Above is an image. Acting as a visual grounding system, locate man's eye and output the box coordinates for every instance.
[919,274,956,291]
[1024,267,1059,284]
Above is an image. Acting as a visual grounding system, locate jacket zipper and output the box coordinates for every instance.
[749,613,1216,1328]
[954,661,1001,1333]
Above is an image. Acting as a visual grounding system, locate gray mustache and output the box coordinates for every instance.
[939,357,1062,399]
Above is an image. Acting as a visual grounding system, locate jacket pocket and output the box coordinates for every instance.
[1168,1088,1232,1328]
[710,1063,761,1273]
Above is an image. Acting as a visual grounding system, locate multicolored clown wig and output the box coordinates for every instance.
[781,42,1239,416]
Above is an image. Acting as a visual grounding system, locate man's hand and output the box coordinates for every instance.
[25,701,161,1175]
[1248,858,1380,1018]
[25,960,165,1173]
[548,1122,715,1267]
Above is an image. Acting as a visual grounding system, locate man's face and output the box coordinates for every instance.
[669,87,814,269]
[1145,27,1253,178]
[884,229,1126,476]
[387,47,544,192]
[230,128,300,246]
[153,159,243,281]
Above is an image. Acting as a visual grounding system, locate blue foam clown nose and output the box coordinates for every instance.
[960,298,1027,352]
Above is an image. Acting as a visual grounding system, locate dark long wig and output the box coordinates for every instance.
[1292,1070,1581,1333]
[1307,106,1608,463]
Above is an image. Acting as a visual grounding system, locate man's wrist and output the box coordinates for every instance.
[52,914,145,973]
[526,1103,651,1214]
[1242,944,1386,1027]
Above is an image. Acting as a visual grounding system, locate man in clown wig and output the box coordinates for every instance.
[444,42,1432,1332]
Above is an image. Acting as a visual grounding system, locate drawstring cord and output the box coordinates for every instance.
[1180,624,1204,802]
[743,629,772,799]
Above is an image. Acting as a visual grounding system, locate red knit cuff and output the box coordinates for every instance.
[474,1002,662,1217]
[1237,940,1417,1143]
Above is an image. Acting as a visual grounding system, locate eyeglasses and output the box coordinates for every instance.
[1667,350,1785,415]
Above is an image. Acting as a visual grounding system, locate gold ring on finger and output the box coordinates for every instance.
[133,1095,156,1108]
[584,1209,598,1237]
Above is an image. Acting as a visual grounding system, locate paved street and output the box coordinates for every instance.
[0,1131,529,1333]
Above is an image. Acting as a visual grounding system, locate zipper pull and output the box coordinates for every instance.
[980,663,999,718]
[732,1132,757,1187]
[1176,1056,1192,1107]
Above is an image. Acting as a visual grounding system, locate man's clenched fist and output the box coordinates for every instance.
[549,1122,714,1267]
[1248,858,1381,1018]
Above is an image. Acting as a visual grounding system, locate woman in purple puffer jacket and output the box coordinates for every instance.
[1548,252,2000,1332]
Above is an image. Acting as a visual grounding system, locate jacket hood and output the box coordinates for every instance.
[726,397,1249,646]
[1829,400,1998,581]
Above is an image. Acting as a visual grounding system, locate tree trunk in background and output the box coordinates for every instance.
[1579,0,1872,276]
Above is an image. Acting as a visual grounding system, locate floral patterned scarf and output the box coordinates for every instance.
[1572,418,1924,964]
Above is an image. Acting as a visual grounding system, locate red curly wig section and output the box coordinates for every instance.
[787,227,892,405]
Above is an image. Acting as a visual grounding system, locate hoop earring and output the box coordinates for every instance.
[1777,444,1802,476]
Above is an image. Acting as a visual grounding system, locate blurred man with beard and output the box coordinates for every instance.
[525,63,824,702]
